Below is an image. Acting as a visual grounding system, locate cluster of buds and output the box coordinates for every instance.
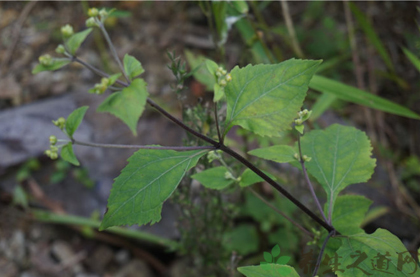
[294,153,312,162]
[206,150,223,163]
[224,171,239,182]
[45,135,58,160]
[52,117,66,130]
[306,228,321,246]
[215,67,232,88]
[90,77,110,94]
[294,109,312,135]
[61,24,74,38]
[86,7,109,27]
[39,54,53,67]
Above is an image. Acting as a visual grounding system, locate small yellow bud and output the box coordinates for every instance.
[225,74,232,82]
[45,150,52,157]
[86,17,98,28]
[39,54,52,66]
[55,44,66,54]
[49,135,57,145]
[219,79,227,87]
[295,118,303,125]
[50,152,58,160]
[88,7,99,17]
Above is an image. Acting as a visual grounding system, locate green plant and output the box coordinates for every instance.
[33,5,420,277]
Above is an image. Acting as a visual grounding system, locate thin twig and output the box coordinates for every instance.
[280,0,304,58]
[312,230,335,277]
[214,103,223,144]
[73,139,215,151]
[249,188,314,238]
[297,135,329,224]
[98,23,130,83]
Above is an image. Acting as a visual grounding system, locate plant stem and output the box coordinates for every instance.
[297,135,329,223]
[98,22,130,83]
[249,188,314,238]
[219,144,335,233]
[214,103,223,144]
[312,230,335,277]
[72,139,215,151]
[280,0,304,58]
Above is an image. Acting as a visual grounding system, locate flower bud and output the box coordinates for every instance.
[99,9,108,19]
[224,171,235,180]
[49,135,57,145]
[50,146,58,152]
[50,152,58,160]
[86,17,98,28]
[61,24,74,38]
[294,153,299,160]
[295,118,303,125]
[225,73,232,82]
[303,155,312,162]
[219,79,227,87]
[55,44,66,54]
[45,149,52,157]
[39,54,52,66]
[88,7,99,17]
[100,77,110,86]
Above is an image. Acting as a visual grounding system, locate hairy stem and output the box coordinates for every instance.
[249,188,314,238]
[73,139,215,151]
[297,135,329,223]
[98,22,130,83]
[312,230,335,277]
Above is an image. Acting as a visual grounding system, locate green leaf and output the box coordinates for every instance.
[402,47,420,73]
[238,265,298,277]
[97,79,148,135]
[184,50,215,91]
[123,54,145,80]
[13,185,28,208]
[239,168,276,188]
[32,58,71,74]
[335,229,418,277]
[349,3,394,72]
[295,124,304,134]
[65,106,88,137]
[264,252,272,263]
[100,149,208,230]
[108,73,122,86]
[248,145,297,164]
[231,0,249,14]
[205,59,219,76]
[225,59,321,137]
[361,206,388,227]
[60,143,80,166]
[66,28,92,55]
[329,195,372,235]
[191,166,235,190]
[310,75,420,120]
[272,244,280,257]
[300,124,376,217]
[276,256,291,265]
[213,83,225,102]
[223,224,259,255]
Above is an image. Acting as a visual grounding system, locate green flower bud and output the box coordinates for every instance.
[50,146,58,152]
[61,24,74,38]
[100,77,110,86]
[99,9,108,19]
[55,44,66,54]
[295,118,303,125]
[303,155,312,162]
[221,69,227,75]
[219,79,227,87]
[226,73,232,82]
[39,54,52,66]
[86,17,98,28]
[294,153,300,160]
[49,135,57,145]
[53,117,66,129]
[45,149,52,157]
[50,152,58,160]
[88,7,99,17]
[224,171,235,180]
[215,71,222,77]
[302,109,308,115]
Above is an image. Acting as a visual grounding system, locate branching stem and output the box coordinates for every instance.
[312,230,335,277]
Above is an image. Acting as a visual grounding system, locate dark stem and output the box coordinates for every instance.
[73,139,215,151]
[312,230,335,277]
[297,135,329,223]
[249,188,314,238]
[219,144,335,233]
[214,103,223,144]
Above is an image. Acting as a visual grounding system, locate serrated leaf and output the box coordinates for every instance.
[32,58,71,74]
[123,54,144,80]
[100,149,208,230]
[239,168,276,188]
[223,224,259,255]
[191,166,234,190]
[264,252,273,263]
[309,75,420,119]
[248,145,297,164]
[276,256,291,265]
[300,124,376,218]
[225,59,321,137]
[97,79,148,135]
[66,28,92,55]
[335,229,418,277]
[272,244,280,257]
[60,143,80,166]
[328,195,372,236]
[238,265,299,277]
[65,106,88,137]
